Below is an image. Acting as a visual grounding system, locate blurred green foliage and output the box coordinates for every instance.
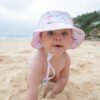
[74,10,100,38]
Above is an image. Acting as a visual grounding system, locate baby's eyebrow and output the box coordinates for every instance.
[48,31,54,33]
[47,31,54,35]
[48,31,53,32]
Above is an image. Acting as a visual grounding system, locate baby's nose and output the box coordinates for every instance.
[55,34,62,41]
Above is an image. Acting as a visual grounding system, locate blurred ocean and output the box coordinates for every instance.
[0,33,32,40]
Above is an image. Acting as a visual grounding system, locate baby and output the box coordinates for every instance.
[26,10,85,100]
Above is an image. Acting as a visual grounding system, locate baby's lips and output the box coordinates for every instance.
[53,45,63,47]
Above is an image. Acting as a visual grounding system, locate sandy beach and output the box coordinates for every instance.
[0,40,100,100]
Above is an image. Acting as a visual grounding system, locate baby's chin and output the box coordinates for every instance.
[50,47,65,55]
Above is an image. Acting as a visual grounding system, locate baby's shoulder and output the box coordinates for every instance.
[30,51,45,70]
[28,51,45,81]
[29,51,41,67]
[64,52,71,64]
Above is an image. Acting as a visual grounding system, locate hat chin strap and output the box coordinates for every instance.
[43,52,56,84]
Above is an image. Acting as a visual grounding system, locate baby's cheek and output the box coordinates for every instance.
[65,41,72,49]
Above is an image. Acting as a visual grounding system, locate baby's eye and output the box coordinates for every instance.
[47,31,54,35]
[61,32,68,36]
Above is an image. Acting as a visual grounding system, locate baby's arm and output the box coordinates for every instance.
[51,55,71,94]
[26,56,43,100]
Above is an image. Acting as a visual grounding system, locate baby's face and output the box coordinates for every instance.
[40,29,72,55]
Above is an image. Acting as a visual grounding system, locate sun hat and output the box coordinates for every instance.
[31,10,85,49]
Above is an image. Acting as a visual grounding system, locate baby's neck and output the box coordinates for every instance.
[52,52,65,61]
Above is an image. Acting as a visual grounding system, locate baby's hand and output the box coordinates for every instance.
[46,91,56,99]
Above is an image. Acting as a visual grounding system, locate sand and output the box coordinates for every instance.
[0,40,100,100]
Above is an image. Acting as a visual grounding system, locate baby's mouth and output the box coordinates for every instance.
[53,44,63,47]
